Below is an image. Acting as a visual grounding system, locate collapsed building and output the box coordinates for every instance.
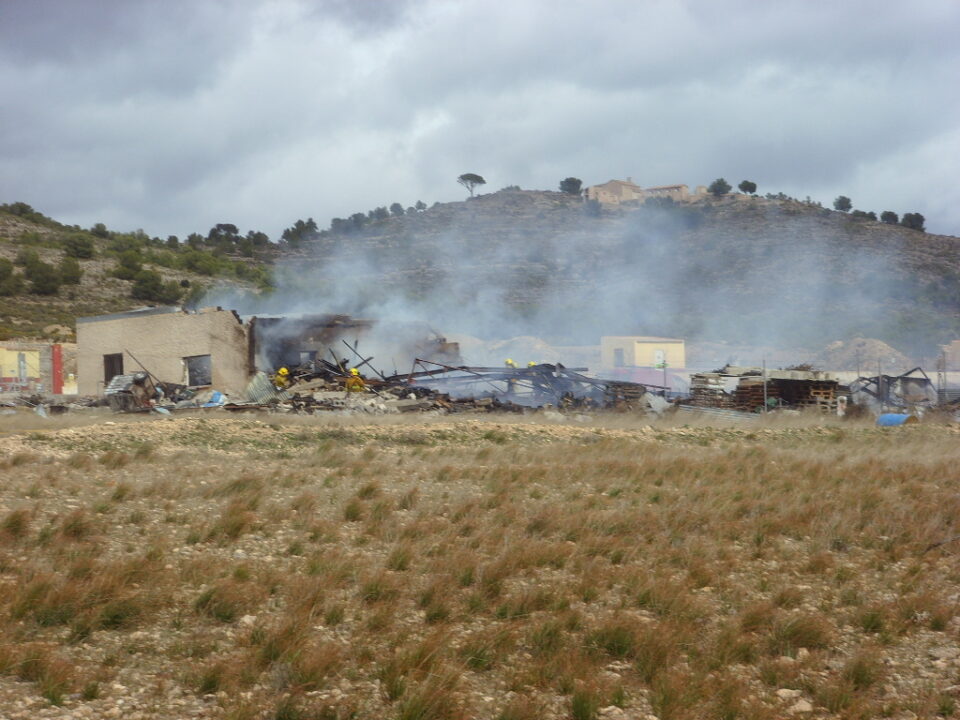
[686,365,844,413]
[849,368,937,413]
[76,306,461,399]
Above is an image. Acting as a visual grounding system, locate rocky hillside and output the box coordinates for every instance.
[0,204,271,340]
[2,192,958,355]
[283,190,960,355]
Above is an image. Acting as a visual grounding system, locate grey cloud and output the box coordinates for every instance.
[0,0,958,237]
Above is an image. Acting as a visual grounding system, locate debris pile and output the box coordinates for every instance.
[216,356,658,416]
[685,365,845,414]
[849,367,937,412]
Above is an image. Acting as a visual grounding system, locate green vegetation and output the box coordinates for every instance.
[708,178,731,196]
[457,173,486,197]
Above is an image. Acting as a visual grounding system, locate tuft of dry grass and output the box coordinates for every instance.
[2,416,960,717]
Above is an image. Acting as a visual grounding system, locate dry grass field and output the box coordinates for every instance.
[1,412,960,719]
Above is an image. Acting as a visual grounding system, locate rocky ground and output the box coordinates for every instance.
[1,411,959,719]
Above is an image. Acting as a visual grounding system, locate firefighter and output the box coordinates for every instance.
[273,367,290,390]
[345,367,366,393]
[504,358,518,397]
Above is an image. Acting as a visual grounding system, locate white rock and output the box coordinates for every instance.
[599,707,626,720]
[787,699,813,714]
[776,688,802,699]
[239,614,257,626]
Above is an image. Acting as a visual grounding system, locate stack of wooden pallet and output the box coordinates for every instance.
[734,379,779,410]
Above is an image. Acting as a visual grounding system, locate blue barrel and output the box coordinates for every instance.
[876,413,917,427]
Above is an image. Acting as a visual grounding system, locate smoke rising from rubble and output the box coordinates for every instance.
[207,197,928,367]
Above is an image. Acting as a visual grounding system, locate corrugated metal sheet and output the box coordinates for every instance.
[243,371,290,404]
[675,405,760,422]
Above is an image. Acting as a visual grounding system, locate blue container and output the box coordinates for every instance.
[876,413,917,427]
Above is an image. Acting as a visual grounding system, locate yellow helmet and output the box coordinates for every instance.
[528,361,536,367]
[350,367,360,376]
[505,358,515,366]
[277,367,289,376]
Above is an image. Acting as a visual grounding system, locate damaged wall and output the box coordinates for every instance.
[76,307,250,396]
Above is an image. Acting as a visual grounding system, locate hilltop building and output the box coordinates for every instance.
[584,179,707,207]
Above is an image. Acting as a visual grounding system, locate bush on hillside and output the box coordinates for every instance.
[131,269,182,304]
[833,196,852,212]
[708,178,731,196]
[0,259,25,296]
[62,233,95,258]
[25,260,61,295]
[59,256,82,285]
[901,213,925,232]
[111,250,143,280]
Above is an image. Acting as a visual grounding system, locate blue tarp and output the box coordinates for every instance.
[876,413,917,427]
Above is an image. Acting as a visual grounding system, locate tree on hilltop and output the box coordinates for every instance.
[880,211,899,225]
[833,196,852,212]
[738,180,757,194]
[708,178,731,196]
[457,173,486,197]
[901,212,925,231]
[559,177,583,195]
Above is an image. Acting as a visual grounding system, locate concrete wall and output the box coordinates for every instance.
[585,180,646,206]
[634,340,685,368]
[585,180,701,207]
[601,336,686,368]
[0,347,40,390]
[77,308,250,396]
[0,341,70,393]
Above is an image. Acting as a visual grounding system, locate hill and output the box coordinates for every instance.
[2,192,958,358]
[0,203,273,340]
[265,190,960,357]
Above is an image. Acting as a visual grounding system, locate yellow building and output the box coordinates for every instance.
[0,347,41,391]
[601,336,686,369]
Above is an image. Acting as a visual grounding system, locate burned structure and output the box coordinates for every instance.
[849,368,937,412]
[77,307,250,396]
[686,365,844,413]
[77,306,462,398]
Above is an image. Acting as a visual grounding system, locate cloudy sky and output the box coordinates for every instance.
[1,0,958,238]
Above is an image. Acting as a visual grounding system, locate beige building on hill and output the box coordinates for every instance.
[76,306,251,396]
[601,336,686,369]
[584,179,707,207]
[584,178,646,206]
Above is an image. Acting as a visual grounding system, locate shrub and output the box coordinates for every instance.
[708,178,731,196]
[62,233,95,258]
[111,249,143,280]
[26,260,61,295]
[131,269,182,304]
[59,256,82,284]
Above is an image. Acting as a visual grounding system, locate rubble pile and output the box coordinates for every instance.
[220,357,657,416]
[685,365,845,414]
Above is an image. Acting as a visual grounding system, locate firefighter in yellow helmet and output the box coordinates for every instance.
[273,366,290,390]
[504,358,518,397]
[527,361,536,368]
[345,367,366,393]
